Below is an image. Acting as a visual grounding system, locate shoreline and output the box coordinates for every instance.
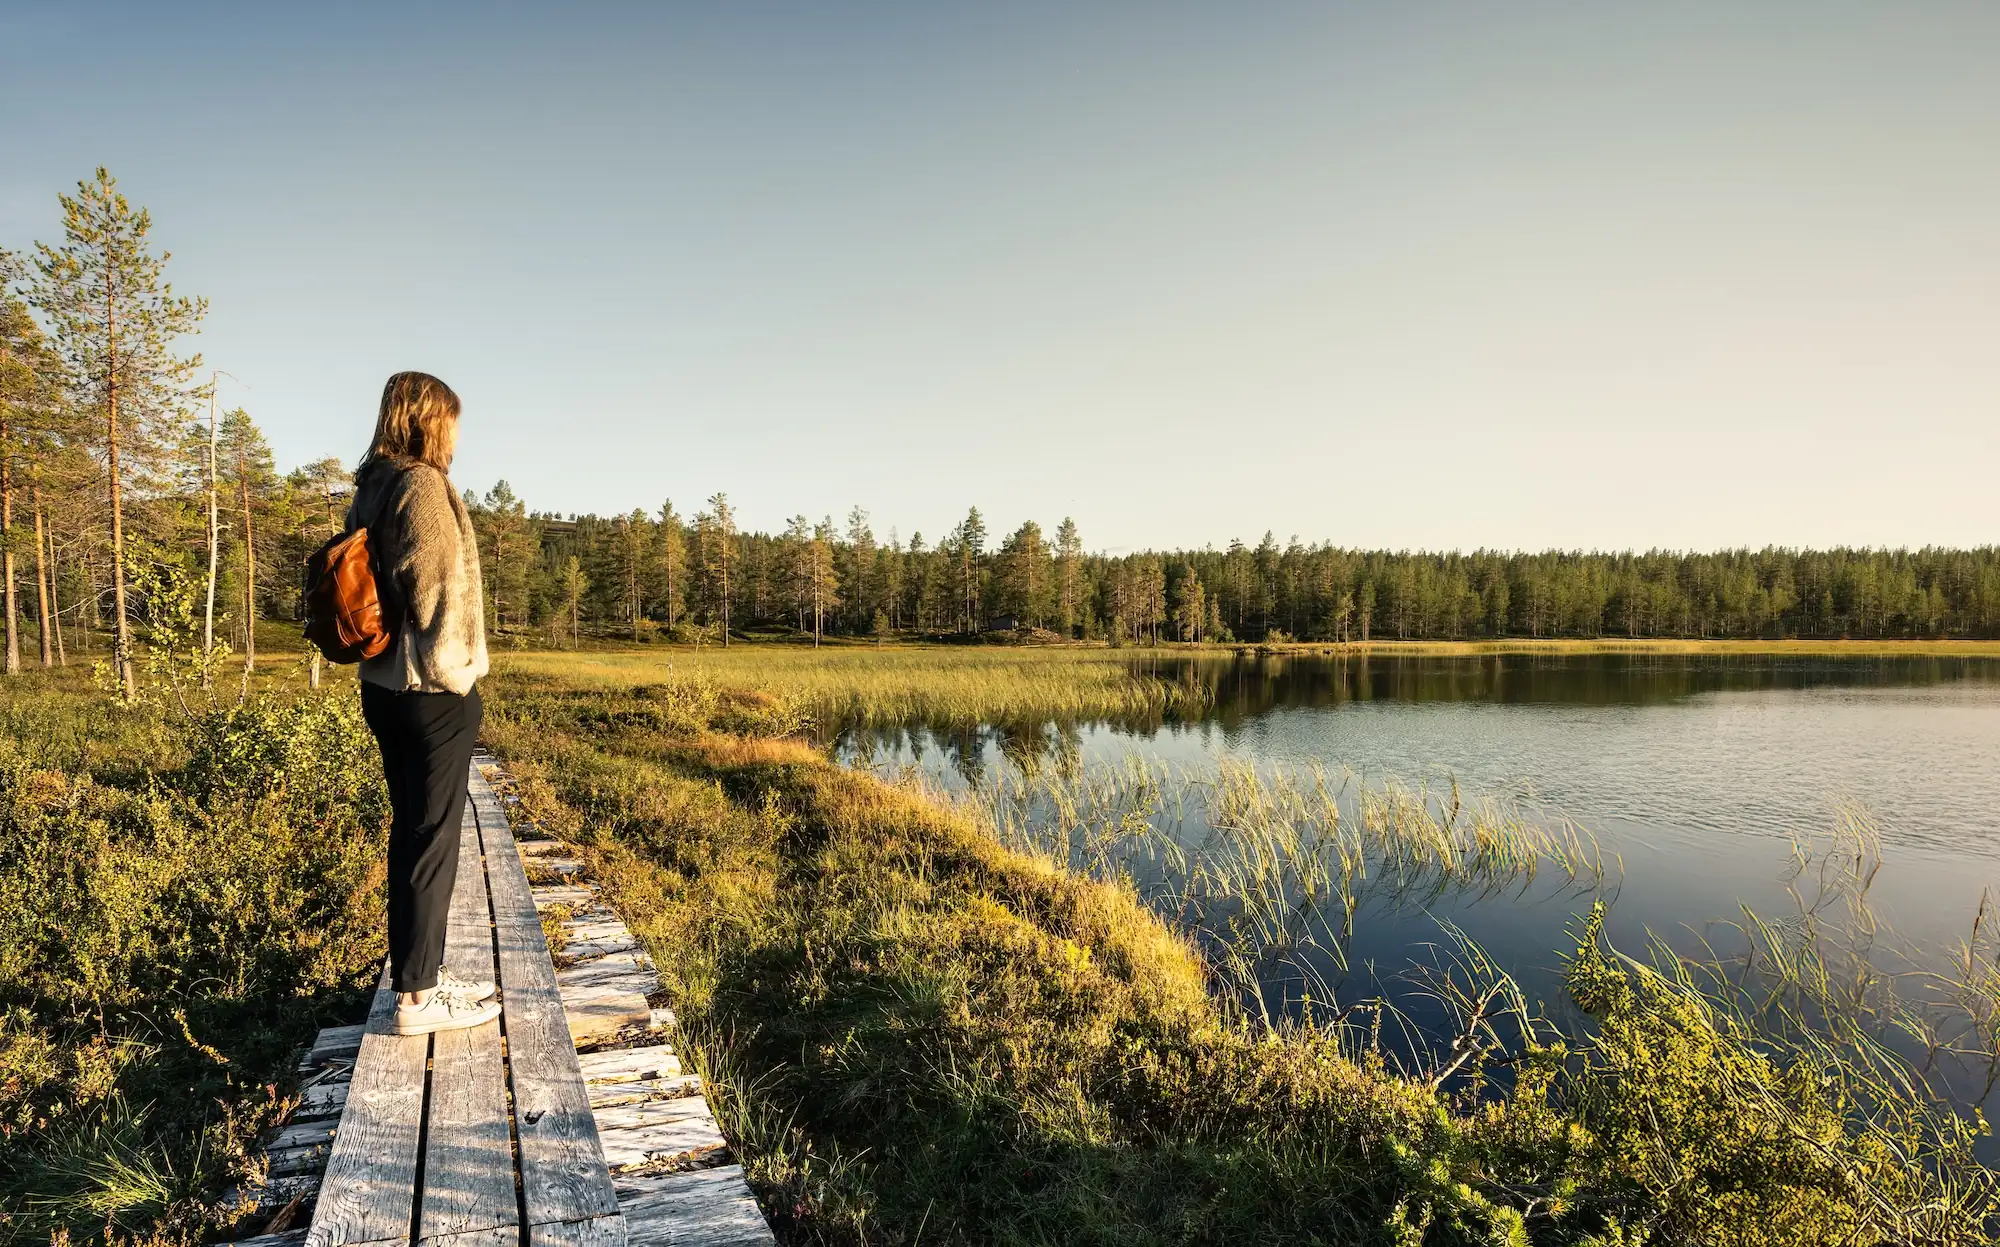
[1193,637,2000,657]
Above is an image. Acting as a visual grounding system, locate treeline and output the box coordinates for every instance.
[465,497,2000,645]
[8,170,2000,678]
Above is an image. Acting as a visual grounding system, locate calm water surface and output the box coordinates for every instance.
[839,655,2000,1052]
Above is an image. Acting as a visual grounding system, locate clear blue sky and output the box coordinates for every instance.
[4,3,1996,553]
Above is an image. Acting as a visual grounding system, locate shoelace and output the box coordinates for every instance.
[430,987,485,1014]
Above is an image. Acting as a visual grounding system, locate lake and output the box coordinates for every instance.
[838,652,2000,1118]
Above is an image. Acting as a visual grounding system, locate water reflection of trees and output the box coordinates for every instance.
[839,655,2000,779]
[1128,652,2000,727]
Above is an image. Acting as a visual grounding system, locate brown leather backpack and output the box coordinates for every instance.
[304,528,393,663]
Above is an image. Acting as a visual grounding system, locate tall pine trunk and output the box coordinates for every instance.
[32,480,52,666]
[240,450,255,674]
[203,382,218,684]
[105,258,135,699]
[2,410,16,675]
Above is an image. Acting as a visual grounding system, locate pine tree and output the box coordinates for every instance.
[845,506,874,633]
[996,520,1049,629]
[620,509,647,640]
[705,492,734,644]
[30,169,205,698]
[655,500,685,628]
[957,507,986,632]
[880,529,904,632]
[905,531,929,632]
[783,514,814,631]
[563,554,588,648]
[1055,517,1082,638]
[1171,563,1206,642]
[810,516,839,646]
[480,480,529,631]
[218,407,275,674]
[0,256,66,672]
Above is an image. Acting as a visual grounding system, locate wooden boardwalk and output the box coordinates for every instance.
[265,760,773,1247]
[305,767,624,1247]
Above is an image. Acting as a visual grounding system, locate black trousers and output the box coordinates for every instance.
[361,681,483,994]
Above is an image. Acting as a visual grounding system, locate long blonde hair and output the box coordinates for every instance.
[362,371,461,472]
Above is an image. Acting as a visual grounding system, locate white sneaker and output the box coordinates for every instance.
[438,965,497,1002]
[395,989,501,1036]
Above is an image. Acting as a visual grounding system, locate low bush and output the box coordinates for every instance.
[0,670,387,1247]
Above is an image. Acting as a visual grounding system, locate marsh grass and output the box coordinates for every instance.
[916,758,1612,1028]
[494,645,1207,730]
[956,755,2000,1236]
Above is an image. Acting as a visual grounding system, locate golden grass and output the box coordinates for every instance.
[493,644,1207,725]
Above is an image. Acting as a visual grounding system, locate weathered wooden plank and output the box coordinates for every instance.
[419,803,516,1244]
[267,1143,334,1177]
[576,1047,681,1085]
[293,1080,350,1121]
[533,885,597,909]
[528,1213,627,1247]
[556,951,656,1046]
[304,963,425,1247]
[614,1166,774,1246]
[563,917,631,942]
[592,1097,715,1134]
[227,1173,322,1216]
[557,952,656,992]
[299,1024,365,1071]
[562,991,654,1046]
[474,769,622,1229]
[560,936,641,963]
[592,1097,728,1172]
[588,1074,700,1112]
[414,1226,516,1247]
[264,1120,336,1151]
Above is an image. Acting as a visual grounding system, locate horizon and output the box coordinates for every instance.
[5,2,1997,552]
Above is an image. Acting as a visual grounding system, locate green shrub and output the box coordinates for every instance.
[0,673,386,1246]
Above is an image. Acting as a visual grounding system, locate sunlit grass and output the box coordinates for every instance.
[914,757,1613,1021]
[494,644,1208,727]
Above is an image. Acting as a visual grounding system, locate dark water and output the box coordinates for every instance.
[839,653,2000,1121]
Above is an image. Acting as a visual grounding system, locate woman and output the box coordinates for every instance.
[349,371,502,1036]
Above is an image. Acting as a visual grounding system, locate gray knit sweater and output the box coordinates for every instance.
[346,457,489,695]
